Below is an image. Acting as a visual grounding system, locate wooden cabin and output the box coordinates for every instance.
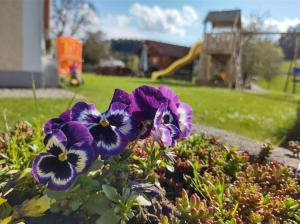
[197,10,242,88]
[138,40,193,80]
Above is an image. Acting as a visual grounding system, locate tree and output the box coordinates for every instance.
[83,31,109,65]
[51,0,97,37]
[242,14,283,87]
[279,24,300,59]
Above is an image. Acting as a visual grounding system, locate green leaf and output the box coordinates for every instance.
[96,209,120,224]
[70,200,82,211]
[135,195,151,206]
[45,189,66,201]
[82,193,111,215]
[102,184,120,202]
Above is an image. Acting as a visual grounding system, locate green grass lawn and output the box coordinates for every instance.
[1,74,299,145]
[256,60,300,94]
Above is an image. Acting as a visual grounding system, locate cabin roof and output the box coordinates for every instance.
[139,40,190,58]
[204,10,241,28]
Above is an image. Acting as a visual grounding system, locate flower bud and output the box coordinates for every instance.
[181,189,189,209]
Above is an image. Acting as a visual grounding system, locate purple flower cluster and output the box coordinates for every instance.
[32,85,192,191]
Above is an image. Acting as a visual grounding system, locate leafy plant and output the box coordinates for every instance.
[100,184,151,224]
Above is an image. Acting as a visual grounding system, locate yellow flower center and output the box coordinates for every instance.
[58,151,68,162]
[100,119,110,127]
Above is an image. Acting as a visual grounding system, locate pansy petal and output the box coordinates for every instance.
[47,162,77,191]
[90,125,127,156]
[59,109,73,122]
[32,153,55,185]
[46,131,67,156]
[159,85,180,109]
[159,86,180,106]
[159,126,173,146]
[178,103,192,138]
[67,142,94,174]
[44,118,64,135]
[133,85,167,120]
[163,151,176,163]
[110,89,132,107]
[71,102,100,125]
[44,129,67,150]
[60,121,94,149]
[166,124,180,140]
[154,104,167,128]
[108,102,128,112]
[106,103,138,141]
[32,153,77,191]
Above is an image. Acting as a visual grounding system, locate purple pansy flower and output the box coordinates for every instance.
[177,103,193,138]
[43,109,73,144]
[132,85,168,122]
[130,85,171,139]
[32,122,95,191]
[153,104,180,146]
[158,86,180,117]
[132,183,162,197]
[71,101,138,156]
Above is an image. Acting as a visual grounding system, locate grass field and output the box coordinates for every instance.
[256,60,300,93]
[1,74,299,145]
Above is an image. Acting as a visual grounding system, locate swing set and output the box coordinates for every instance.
[284,36,300,94]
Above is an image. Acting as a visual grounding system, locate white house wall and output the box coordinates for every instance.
[22,0,44,72]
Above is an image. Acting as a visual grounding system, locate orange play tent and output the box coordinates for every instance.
[56,36,82,77]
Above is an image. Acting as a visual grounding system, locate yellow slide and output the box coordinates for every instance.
[151,41,202,80]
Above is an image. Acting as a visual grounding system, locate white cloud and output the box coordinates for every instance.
[53,2,198,41]
[100,15,146,39]
[129,3,198,37]
[242,16,300,32]
[264,18,300,32]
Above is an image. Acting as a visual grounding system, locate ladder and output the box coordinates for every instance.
[284,36,300,94]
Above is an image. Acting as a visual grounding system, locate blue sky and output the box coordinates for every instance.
[90,0,300,46]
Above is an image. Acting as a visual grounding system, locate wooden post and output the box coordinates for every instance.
[292,37,299,94]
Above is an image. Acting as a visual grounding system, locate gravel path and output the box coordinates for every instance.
[193,124,300,169]
[0,89,83,99]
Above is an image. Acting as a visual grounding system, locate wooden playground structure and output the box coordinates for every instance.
[196,10,242,88]
[197,10,300,90]
[152,9,300,90]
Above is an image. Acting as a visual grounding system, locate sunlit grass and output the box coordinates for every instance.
[256,60,300,94]
[0,74,298,144]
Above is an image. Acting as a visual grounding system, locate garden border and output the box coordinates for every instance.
[193,124,300,169]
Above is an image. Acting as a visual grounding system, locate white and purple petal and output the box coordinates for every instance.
[67,142,95,174]
[153,104,166,128]
[166,123,180,141]
[106,102,138,141]
[178,103,192,138]
[158,125,173,146]
[89,125,127,156]
[46,132,67,156]
[71,102,100,125]
[32,153,77,191]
